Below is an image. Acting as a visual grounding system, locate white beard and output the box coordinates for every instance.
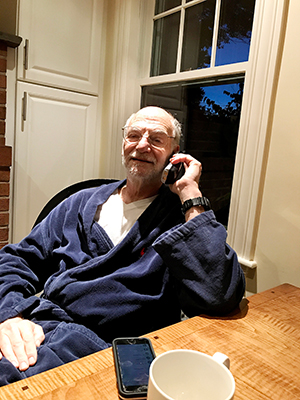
[122,153,163,183]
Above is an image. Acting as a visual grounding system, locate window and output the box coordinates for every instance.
[142,76,244,227]
[150,0,256,76]
[144,0,256,226]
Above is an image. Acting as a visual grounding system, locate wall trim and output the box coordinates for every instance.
[227,0,289,260]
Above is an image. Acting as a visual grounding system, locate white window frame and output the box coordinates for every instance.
[101,0,287,270]
[139,0,287,269]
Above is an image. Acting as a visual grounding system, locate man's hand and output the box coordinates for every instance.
[0,316,45,371]
[168,153,205,221]
[168,153,202,200]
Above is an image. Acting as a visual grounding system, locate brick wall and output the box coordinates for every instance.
[0,41,12,249]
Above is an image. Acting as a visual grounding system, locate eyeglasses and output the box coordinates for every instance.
[122,126,174,149]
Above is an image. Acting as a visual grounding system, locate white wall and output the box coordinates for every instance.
[98,0,154,180]
[251,0,300,293]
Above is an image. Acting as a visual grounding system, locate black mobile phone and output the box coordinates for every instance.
[161,162,185,184]
[112,337,156,400]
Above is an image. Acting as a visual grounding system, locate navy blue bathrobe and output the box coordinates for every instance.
[0,180,245,385]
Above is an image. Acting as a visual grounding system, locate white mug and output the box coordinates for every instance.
[147,349,235,400]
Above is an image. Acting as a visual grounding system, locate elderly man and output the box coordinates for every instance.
[0,106,245,385]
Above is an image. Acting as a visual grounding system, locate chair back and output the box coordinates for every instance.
[32,178,118,228]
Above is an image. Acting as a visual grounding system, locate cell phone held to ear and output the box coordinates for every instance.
[161,162,185,184]
[112,337,156,399]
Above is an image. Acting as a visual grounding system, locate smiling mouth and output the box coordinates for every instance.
[131,157,154,164]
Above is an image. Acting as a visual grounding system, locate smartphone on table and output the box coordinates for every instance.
[112,337,156,399]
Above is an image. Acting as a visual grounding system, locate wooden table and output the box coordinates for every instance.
[0,283,299,400]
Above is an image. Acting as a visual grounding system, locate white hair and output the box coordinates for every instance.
[125,107,182,145]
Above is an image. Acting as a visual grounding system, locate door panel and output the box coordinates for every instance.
[18,0,103,94]
[13,81,99,242]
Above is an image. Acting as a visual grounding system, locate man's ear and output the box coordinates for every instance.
[173,145,180,154]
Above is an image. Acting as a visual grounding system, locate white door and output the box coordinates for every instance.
[17,0,103,94]
[13,81,99,242]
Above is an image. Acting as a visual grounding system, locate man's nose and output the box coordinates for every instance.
[135,134,151,151]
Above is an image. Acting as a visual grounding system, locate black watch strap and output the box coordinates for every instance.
[181,197,211,214]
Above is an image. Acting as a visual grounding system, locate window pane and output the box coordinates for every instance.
[215,0,256,66]
[150,12,180,76]
[141,77,244,227]
[155,0,181,15]
[181,0,216,71]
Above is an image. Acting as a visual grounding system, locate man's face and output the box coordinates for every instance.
[122,108,179,183]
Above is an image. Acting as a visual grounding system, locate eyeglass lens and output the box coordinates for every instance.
[124,127,171,148]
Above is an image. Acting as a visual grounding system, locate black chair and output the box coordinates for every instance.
[32,178,118,228]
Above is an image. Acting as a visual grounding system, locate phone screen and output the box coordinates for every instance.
[113,338,156,398]
[118,343,153,387]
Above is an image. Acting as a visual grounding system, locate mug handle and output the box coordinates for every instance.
[213,352,230,369]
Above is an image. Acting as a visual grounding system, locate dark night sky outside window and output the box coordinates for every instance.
[142,77,244,227]
[150,12,180,76]
[155,0,181,15]
[216,0,256,66]
[181,0,216,71]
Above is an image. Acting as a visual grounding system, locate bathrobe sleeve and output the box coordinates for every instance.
[153,210,245,316]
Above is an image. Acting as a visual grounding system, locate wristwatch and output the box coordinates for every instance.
[181,197,211,214]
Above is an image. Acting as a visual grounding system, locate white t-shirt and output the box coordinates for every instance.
[94,190,157,245]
